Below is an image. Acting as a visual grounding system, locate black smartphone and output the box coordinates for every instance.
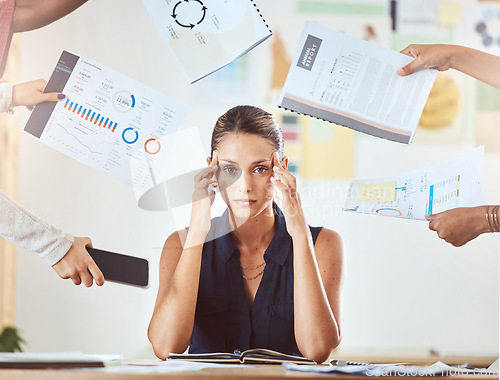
[87,247,149,288]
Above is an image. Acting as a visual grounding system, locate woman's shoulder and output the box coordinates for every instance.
[162,213,228,255]
[313,227,343,260]
[162,229,188,256]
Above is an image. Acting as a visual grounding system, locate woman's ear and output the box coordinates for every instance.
[206,156,212,167]
[281,156,289,171]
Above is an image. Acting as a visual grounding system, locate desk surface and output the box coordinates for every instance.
[0,364,497,380]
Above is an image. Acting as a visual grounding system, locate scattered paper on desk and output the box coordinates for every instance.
[284,361,496,376]
[98,360,243,373]
[142,0,272,83]
[358,181,397,203]
[344,147,485,220]
[0,352,122,364]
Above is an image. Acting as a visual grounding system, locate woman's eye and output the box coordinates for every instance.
[254,166,268,174]
[223,166,237,175]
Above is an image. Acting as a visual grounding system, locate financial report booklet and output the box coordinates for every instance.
[142,0,272,83]
[24,51,188,197]
[279,22,438,144]
[344,147,484,220]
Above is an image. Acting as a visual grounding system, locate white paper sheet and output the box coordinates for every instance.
[279,21,438,144]
[142,0,272,83]
[284,361,497,376]
[344,147,485,220]
[24,51,188,199]
[0,352,122,364]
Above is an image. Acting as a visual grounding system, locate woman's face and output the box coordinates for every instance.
[211,133,285,221]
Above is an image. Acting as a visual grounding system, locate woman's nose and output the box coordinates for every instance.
[236,173,252,192]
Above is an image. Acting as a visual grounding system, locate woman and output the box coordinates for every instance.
[148,105,343,363]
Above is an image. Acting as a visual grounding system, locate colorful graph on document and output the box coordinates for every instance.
[63,98,118,132]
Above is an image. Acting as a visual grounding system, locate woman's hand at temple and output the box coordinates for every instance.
[270,152,309,239]
[189,152,219,238]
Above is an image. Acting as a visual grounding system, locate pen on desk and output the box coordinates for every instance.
[330,360,369,366]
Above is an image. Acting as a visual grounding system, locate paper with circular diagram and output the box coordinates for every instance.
[141,0,272,83]
[344,147,485,220]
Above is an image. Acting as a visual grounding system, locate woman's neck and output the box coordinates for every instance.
[229,204,276,252]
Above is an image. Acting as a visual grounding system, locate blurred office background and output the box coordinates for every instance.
[0,0,498,360]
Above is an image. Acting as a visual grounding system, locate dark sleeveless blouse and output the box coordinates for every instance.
[188,205,323,356]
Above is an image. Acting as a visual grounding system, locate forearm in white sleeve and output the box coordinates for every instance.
[0,190,73,266]
[0,83,13,113]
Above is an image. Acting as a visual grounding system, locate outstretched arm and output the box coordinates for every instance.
[426,206,499,247]
[12,0,88,33]
[397,44,500,89]
[0,190,104,286]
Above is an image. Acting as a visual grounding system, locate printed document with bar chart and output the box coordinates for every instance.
[142,0,271,83]
[24,51,188,197]
[344,147,485,220]
[279,22,438,144]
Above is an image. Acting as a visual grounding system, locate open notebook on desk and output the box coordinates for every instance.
[168,348,315,364]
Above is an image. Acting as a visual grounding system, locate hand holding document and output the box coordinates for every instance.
[344,147,485,220]
[24,51,188,199]
[142,0,272,83]
[279,22,438,144]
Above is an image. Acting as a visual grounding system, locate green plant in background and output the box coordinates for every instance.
[0,327,25,352]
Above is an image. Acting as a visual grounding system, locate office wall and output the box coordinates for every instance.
[13,0,498,359]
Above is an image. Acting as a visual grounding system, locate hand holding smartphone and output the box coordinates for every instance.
[86,247,149,288]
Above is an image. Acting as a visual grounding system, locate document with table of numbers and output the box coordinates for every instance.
[279,21,438,144]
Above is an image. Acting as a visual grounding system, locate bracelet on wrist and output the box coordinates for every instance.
[486,205,500,233]
[493,205,500,232]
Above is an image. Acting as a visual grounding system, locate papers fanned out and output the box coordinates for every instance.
[168,348,315,364]
[278,22,438,144]
[284,361,498,376]
[142,0,272,83]
[24,51,188,199]
[344,147,485,220]
[0,352,122,369]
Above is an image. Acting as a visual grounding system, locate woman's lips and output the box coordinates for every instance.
[234,199,257,207]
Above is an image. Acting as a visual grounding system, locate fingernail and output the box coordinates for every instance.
[58,94,66,99]
[396,68,405,76]
[273,166,279,171]
[270,177,276,182]
[26,106,34,111]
